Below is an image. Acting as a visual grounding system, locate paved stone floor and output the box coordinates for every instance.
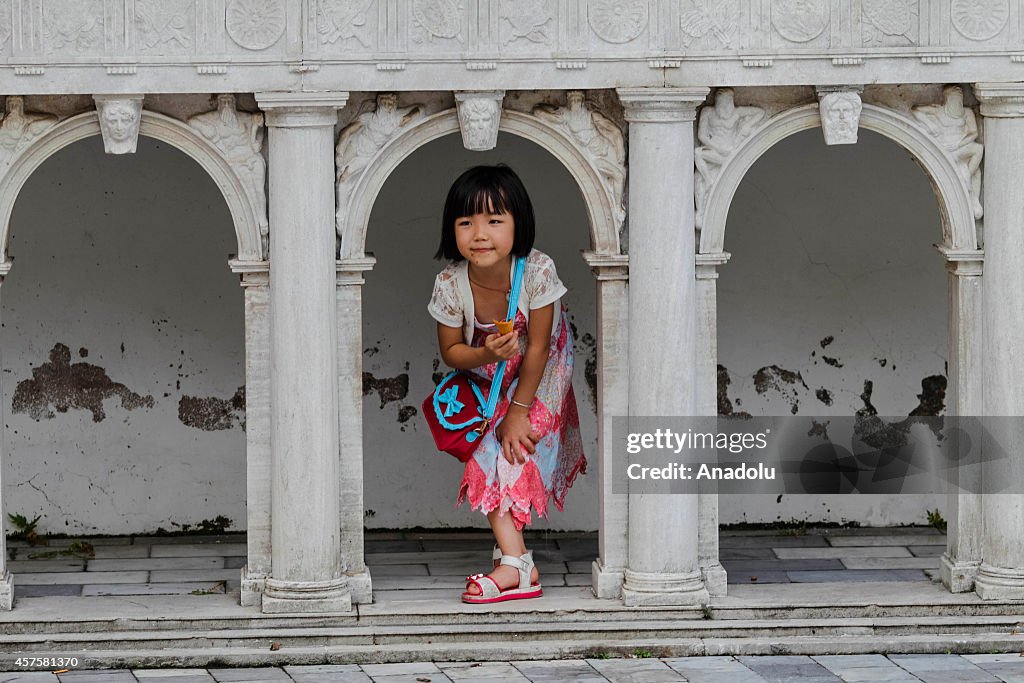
[7,527,947,599]
[3,655,1024,682]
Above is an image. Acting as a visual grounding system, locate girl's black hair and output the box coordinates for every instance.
[435,164,536,261]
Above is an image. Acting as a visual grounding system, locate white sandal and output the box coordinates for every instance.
[463,550,543,604]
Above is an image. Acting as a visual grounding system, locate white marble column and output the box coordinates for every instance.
[973,83,1024,601]
[229,260,272,607]
[255,92,351,613]
[336,256,376,605]
[0,262,12,610]
[583,252,630,599]
[617,87,710,607]
[696,252,730,597]
[936,248,984,593]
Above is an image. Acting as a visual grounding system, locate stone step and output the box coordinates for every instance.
[0,632,1021,670]
[0,615,1017,654]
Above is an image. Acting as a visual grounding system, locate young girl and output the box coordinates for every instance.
[427,165,586,604]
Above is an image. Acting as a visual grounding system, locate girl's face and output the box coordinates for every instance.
[454,204,515,270]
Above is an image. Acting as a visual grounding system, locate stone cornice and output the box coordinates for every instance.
[617,88,710,123]
[974,83,1024,117]
[936,246,984,276]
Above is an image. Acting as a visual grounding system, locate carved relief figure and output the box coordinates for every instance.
[95,98,143,155]
[335,94,424,238]
[0,97,58,168]
[317,0,374,47]
[189,94,269,238]
[533,91,626,226]
[456,95,502,151]
[0,0,12,50]
[819,91,862,145]
[501,0,553,44]
[694,89,766,229]
[912,86,984,220]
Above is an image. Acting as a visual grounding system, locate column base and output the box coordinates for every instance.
[701,561,728,597]
[347,568,373,605]
[622,569,709,607]
[262,576,352,614]
[240,565,267,608]
[591,558,624,599]
[939,553,980,594]
[0,571,11,610]
[974,563,1024,600]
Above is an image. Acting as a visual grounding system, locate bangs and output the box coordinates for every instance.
[456,184,512,219]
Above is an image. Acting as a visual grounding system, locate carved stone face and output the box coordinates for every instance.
[457,96,500,151]
[820,92,862,145]
[944,86,965,116]
[715,89,735,116]
[96,98,143,154]
[104,103,137,142]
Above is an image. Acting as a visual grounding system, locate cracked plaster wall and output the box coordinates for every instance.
[1,135,245,535]
[717,127,948,527]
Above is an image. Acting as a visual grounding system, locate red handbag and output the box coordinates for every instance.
[423,256,526,461]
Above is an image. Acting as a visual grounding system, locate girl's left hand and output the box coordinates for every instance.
[496,408,539,465]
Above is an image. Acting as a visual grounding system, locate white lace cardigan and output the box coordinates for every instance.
[427,248,568,345]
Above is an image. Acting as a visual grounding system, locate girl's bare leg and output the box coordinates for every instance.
[464,509,539,595]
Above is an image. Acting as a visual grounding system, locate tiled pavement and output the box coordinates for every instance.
[3,655,1024,682]
[7,527,949,599]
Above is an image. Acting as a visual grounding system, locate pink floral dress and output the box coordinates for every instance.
[428,249,586,529]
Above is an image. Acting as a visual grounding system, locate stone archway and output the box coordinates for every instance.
[0,105,268,610]
[693,93,984,596]
[333,93,630,602]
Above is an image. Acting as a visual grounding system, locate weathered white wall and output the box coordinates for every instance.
[717,128,948,527]
[1,124,948,534]
[2,135,246,535]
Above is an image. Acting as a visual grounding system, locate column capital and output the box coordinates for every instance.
[336,255,377,286]
[695,251,731,280]
[616,87,710,123]
[582,251,628,281]
[255,91,349,127]
[974,83,1024,118]
[935,245,984,276]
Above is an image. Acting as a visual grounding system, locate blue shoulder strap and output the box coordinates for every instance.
[481,255,526,419]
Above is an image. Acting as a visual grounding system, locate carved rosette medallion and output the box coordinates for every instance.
[226,0,287,50]
[588,0,648,44]
[412,0,462,39]
[317,0,374,46]
[771,0,829,42]
[951,0,1009,41]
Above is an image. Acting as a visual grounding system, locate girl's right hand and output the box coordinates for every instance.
[482,331,518,363]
